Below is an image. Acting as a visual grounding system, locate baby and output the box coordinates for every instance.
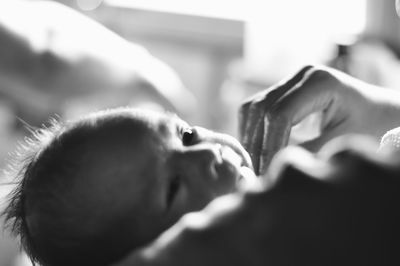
[2,107,256,266]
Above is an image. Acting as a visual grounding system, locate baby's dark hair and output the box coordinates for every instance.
[2,118,63,266]
[2,108,158,266]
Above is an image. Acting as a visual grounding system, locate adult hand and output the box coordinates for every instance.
[239,65,400,175]
[113,137,400,266]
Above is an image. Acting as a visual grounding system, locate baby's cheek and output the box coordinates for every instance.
[173,171,238,223]
[214,161,239,194]
[174,186,212,216]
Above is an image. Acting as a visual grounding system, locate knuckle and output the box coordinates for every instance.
[301,64,316,72]
[309,67,332,81]
[263,88,280,101]
[239,100,252,110]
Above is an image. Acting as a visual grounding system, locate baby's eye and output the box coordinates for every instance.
[181,128,195,146]
[166,176,181,208]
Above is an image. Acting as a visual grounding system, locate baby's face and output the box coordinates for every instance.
[87,109,254,244]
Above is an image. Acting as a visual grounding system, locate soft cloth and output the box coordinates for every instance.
[379,127,400,153]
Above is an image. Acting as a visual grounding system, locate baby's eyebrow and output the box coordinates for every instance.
[173,116,190,128]
[156,117,180,137]
[161,111,189,129]
[157,120,171,136]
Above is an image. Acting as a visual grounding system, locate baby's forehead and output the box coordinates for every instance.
[69,109,183,151]
[99,109,185,135]
[95,108,180,128]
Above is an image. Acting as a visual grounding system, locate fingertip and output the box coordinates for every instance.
[300,64,315,75]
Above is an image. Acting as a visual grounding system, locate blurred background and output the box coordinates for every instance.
[2,0,400,265]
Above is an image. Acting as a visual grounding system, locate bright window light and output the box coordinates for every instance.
[104,0,247,20]
[242,0,367,81]
[105,0,366,36]
[105,0,367,81]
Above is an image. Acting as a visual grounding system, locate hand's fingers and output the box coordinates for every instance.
[239,65,314,143]
[259,115,291,175]
[239,90,271,143]
[240,65,315,172]
[270,68,336,126]
[248,109,265,173]
[238,102,251,142]
[239,99,263,148]
[245,90,290,168]
[260,68,337,173]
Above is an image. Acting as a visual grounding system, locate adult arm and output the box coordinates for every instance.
[0,1,194,124]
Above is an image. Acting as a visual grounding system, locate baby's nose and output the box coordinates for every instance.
[178,144,223,180]
[192,126,219,143]
[182,126,215,146]
[193,126,252,169]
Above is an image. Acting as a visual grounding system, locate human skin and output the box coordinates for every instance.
[113,3,400,264]
[79,109,254,240]
[113,136,400,266]
[239,65,400,175]
[29,64,400,266]
[15,64,400,264]
[17,108,256,265]
[0,1,193,125]
[112,64,400,265]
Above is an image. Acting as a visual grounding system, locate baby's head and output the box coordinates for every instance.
[3,107,253,266]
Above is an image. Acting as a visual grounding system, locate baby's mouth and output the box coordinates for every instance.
[213,145,260,192]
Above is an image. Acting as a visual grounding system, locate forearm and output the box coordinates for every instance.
[0,19,58,117]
